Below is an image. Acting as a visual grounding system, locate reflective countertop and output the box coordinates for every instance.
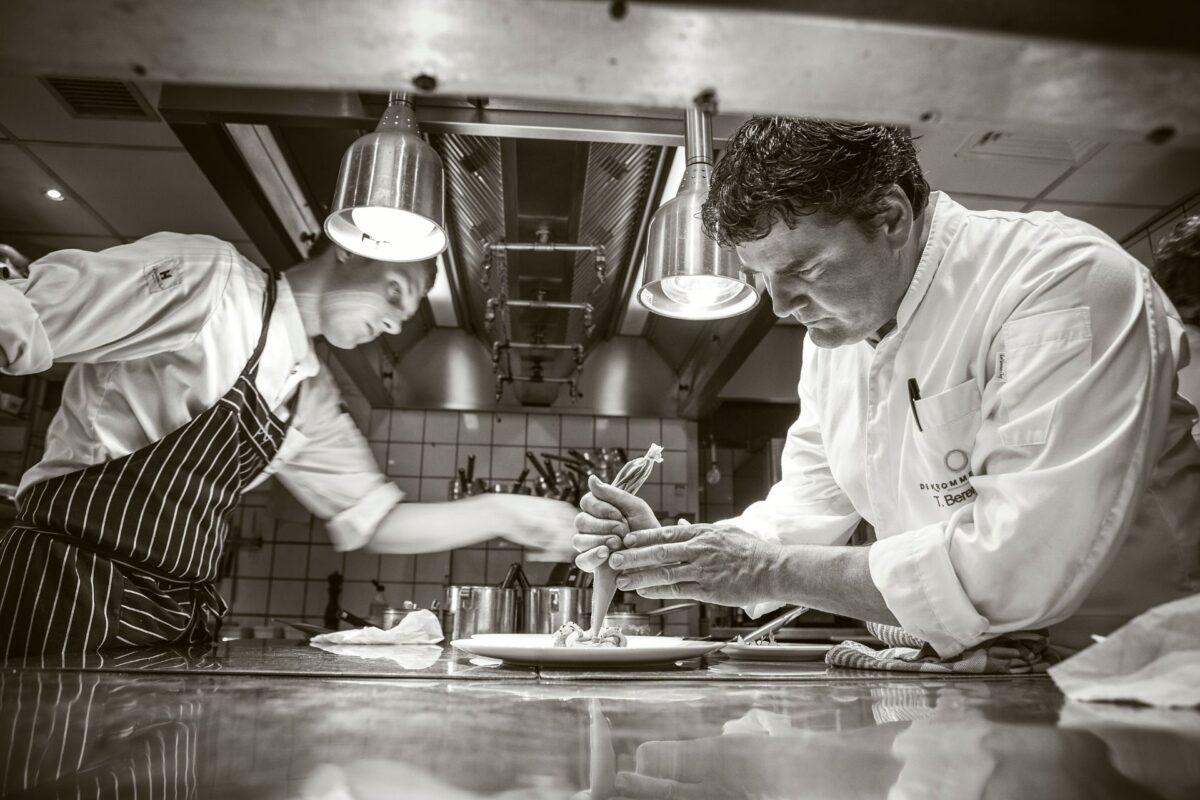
[2,641,1197,798]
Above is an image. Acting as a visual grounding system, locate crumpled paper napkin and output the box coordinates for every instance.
[1048,593,1200,708]
[308,643,443,669]
[309,608,444,646]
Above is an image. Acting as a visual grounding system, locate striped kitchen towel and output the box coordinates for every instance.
[826,622,1061,674]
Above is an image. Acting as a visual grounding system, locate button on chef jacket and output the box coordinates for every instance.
[0,233,402,552]
[724,193,1200,657]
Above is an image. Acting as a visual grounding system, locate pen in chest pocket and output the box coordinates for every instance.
[907,378,924,432]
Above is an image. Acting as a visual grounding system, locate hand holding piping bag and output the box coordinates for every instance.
[588,444,663,637]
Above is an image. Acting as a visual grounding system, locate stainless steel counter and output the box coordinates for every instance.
[2,641,1196,798]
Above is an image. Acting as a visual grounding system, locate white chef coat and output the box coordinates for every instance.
[0,233,402,551]
[726,193,1200,657]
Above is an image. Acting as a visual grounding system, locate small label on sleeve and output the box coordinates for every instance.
[996,352,1007,381]
[144,258,183,293]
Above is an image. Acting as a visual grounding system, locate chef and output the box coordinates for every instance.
[1150,215,1200,441]
[574,117,1200,656]
[0,233,577,657]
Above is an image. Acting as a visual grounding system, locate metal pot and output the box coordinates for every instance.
[602,602,698,636]
[524,586,590,633]
[438,585,517,639]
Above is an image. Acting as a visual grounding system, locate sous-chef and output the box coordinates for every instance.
[0,233,577,657]
[574,117,1200,656]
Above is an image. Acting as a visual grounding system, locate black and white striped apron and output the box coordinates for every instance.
[0,268,293,658]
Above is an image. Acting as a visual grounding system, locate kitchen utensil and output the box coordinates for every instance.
[512,468,530,494]
[338,608,380,629]
[705,436,722,485]
[466,454,476,484]
[500,562,530,591]
[451,634,724,667]
[272,618,333,638]
[438,585,518,639]
[457,468,470,495]
[591,444,665,638]
[736,605,810,644]
[524,586,591,633]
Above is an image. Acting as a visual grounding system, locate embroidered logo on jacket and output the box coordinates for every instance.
[144,258,184,293]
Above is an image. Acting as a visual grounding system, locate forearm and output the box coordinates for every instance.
[364,496,501,554]
[768,544,898,626]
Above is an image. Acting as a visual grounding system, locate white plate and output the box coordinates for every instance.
[720,643,834,662]
[452,634,726,667]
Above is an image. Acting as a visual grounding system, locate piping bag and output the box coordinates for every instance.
[589,444,664,638]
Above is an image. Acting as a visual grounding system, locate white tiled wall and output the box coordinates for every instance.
[224,408,700,635]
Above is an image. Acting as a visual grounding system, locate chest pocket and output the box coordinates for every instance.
[995,308,1092,447]
[913,378,983,479]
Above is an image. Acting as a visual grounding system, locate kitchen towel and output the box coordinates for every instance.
[1047,593,1200,708]
[309,608,444,646]
[826,622,1060,674]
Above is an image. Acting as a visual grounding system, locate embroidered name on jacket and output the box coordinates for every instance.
[918,471,977,508]
[144,258,184,293]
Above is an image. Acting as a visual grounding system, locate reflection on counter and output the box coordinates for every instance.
[1,657,1195,799]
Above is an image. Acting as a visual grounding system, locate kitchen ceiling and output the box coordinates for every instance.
[2,73,1199,414]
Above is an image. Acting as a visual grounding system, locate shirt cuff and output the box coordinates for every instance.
[0,282,52,374]
[868,523,989,657]
[325,481,405,552]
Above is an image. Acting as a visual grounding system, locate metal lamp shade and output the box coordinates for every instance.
[639,161,758,320]
[639,105,757,320]
[325,100,448,262]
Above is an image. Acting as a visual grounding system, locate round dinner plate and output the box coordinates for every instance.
[452,634,726,667]
[720,643,834,662]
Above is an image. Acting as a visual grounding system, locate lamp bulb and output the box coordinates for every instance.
[661,274,742,308]
[351,206,435,244]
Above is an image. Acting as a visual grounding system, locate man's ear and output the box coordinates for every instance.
[880,185,914,250]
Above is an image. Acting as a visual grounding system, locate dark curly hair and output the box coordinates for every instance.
[1152,215,1200,325]
[702,117,930,246]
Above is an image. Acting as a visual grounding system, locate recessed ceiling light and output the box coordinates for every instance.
[43,188,66,202]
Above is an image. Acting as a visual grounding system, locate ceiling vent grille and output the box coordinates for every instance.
[40,76,158,121]
[959,131,1100,164]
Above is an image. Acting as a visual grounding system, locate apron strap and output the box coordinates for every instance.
[244,267,279,376]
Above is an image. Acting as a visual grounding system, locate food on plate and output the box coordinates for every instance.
[552,621,628,648]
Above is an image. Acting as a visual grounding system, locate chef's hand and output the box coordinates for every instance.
[572,474,659,572]
[489,494,579,561]
[607,524,782,607]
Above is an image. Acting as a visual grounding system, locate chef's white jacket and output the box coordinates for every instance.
[726,193,1200,656]
[0,233,402,551]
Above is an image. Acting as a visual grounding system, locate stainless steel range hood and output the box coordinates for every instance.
[155,87,777,417]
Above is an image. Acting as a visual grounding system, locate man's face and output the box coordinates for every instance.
[736,213,909,348]
[319,256,434,348]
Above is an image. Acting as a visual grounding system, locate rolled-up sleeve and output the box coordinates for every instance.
[721,354,861,547]
[273,367,403,551]
[869,240,1183,657]
[0,280,52,374]
[722,351,862,617]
